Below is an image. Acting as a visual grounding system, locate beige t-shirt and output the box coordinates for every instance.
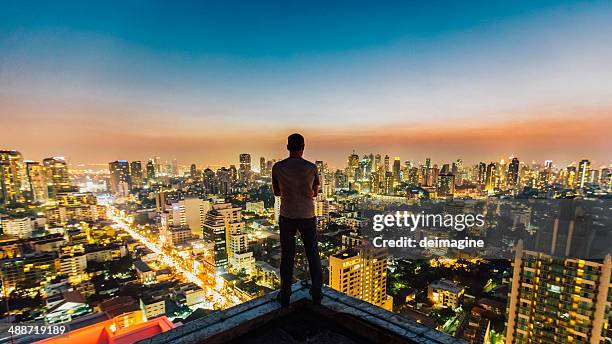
[272,157,319,219]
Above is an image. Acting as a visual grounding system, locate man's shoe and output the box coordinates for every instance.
[310,289,322,306]
[276,292,290,308]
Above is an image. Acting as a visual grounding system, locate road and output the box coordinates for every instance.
[107,207,241,309]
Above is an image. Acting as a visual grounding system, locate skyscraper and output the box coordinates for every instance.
[424,158,432,186]
[329,239,393,311]
[169,197,211,239]
[485,162,496,192]
[42,157,74,197]
[190,163,198,179]
[25,161,48,202]
[392,157,401,184]
[217,203,254,274]
[505,201,611,343]
[566,166,577,189]
[202,208,229,273]
[108,160,131,196]
[477,162,487,185]
[171,159,179,176]
[578,159,590,189]
[202,203,251,274]
[130,161,143,189]
[347,153,359,183]
[0,150,24,204]
[437,173,455,198]
[383,155,390,173]
[239,154,251,168]
[216,167,232,195]
[146,159,156,180]
[239,153,251,183]
[505,241,611,343]
[202,168,216,194]
[507,157,520,187]
[259,157,266,176]
[374,154,382,172]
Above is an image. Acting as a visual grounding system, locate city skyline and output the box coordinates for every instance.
[3,145,610,173]
[2,1,612,166]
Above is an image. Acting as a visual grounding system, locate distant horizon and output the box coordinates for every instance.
[7,147,609,172]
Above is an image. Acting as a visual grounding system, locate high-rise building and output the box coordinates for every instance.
[43,157,74,197]
[130,161,143,189]
[202,203,249,274]
[374,154,382,172]
[108,160,131,196]
[437,173,455,198]
[601,167,611,192]
[171,159,179,176]
[259,157,267,176]
[239,154,251,183]
[477,162,487,185]
[202,168,216,194]
[0,150,24,204]
[154,157,162,174]
[392,157,401,184]
[216,167,232,195]
[203,209,229,274]
[146,159,156,181]
[347,153,359,183]
[190,163,198,179]
[507,157,520,187]
[329,241,393,311]
[383,155,390,173]
[425,158,432,186]
[169,197,211,239]
[566,166,577,189]
[229,165,238,182]
[578,159,590,189]
[506,241,611,343]
[485,163,496,192]
[544,160,553,170]
[505,201,611,343]
[315,160,331,198]
[454,159,464,185]
[25,161,48,202]
[219,204,254,274]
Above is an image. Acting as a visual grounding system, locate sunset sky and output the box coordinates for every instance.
[1,1,611,168]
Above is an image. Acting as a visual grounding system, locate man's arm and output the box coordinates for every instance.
[272,167,281,196]
[312,167,320,198]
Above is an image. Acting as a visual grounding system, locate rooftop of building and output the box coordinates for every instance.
[428,279,464,294]
[330,247,360,260]
[137,281,465,344]
[168,225,191,232]
[36,315,176,344]
[134,259,153,273]
[99,296,140,318]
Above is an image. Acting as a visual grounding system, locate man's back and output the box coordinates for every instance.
[272,157,319,219]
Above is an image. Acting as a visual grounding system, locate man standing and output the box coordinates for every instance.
[272,133,322,307]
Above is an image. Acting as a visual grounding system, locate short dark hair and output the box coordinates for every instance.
[287,133,305,151]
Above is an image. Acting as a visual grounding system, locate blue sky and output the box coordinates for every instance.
[1,1,611,166]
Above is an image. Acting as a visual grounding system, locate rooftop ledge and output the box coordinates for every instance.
[138,281,465,344]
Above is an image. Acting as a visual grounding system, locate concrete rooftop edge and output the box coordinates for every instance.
[137,281,466,344]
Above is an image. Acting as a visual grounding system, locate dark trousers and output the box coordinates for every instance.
[279,216,322,297]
